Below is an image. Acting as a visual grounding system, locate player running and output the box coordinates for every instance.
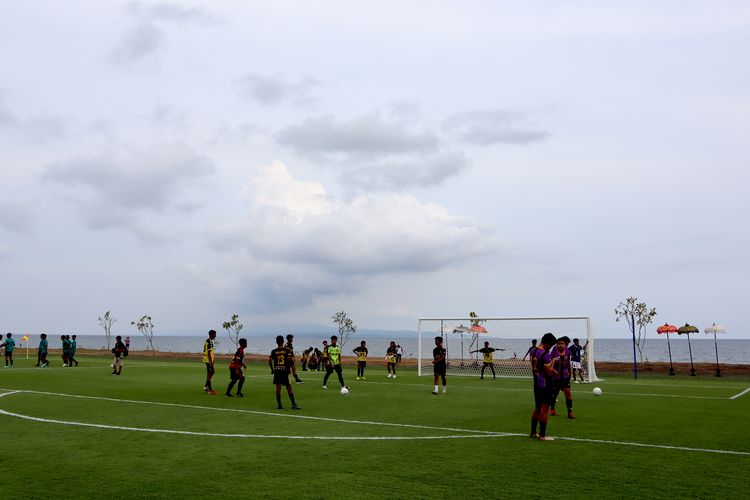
[549,337,575,419]
[203,329,218,395]
[432,336,447,395]
[269,335,301,410]
[1,333,15,367]
[111,335,128,375]
[226,338,247,397]
[471,341,505,379]
[529,332,558,441]
[322,335,347,390]
[284,334,304,384]
[353,340,368,380]
[569,338,589,383]
[385,341,397,378]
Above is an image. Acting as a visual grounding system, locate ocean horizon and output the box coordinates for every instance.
[18,334,750,366]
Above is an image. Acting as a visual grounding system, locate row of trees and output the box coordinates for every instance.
[96,310,358,352]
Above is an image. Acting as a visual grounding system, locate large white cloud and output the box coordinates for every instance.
[211,161,497,275]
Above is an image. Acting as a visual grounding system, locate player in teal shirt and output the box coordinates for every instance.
[36,334,49,368]
[1,333,15,367]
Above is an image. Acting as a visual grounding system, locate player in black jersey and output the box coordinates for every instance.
[269,336,301,410]
[432,336,447,395]
[226,338,247,397]
[353,340,368,380]
[284,334,303,384]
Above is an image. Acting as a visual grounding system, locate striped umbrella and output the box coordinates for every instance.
[677,323,699,376]
[704,323,727,377]
[656,323,678,376]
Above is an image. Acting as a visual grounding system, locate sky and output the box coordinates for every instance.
[1,1,748,339]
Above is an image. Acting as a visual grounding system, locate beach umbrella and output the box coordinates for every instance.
[704,323,727,377]
[470,325,488,333]
[677,323,699,376]
[656,323,678,376]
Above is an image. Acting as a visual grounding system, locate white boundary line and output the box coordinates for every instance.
[730,387,750,400]
[0,389,501,436]
[604,391,729,400]
[1,389,748,455]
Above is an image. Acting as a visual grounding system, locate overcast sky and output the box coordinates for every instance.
[1,1,748,339]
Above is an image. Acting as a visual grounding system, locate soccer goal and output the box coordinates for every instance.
[417,316,600,382]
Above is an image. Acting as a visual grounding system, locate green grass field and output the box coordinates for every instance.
[0,355,748,499]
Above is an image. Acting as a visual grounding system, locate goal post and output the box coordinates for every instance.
[417,316,600,382]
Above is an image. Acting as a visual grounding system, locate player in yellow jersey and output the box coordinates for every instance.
[471,341,505,379]
[322,336,347,390]
[385,340,398,378]
[352,340,368,380]
[202,329,217,394]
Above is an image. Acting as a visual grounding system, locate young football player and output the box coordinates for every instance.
[269,335,301,410]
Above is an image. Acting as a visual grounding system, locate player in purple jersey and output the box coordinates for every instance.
[522,339,537,361]
[529,332,558,441]
[549,336,575,419]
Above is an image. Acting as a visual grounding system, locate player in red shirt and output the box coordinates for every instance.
[226,338,247,397]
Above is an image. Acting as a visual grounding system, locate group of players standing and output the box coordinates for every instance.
[528,333,589,441]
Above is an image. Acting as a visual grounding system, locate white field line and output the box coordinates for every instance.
[603,391,729,401]
[0,391,747,455]
[596,381,748,390]
[0,389,500,436]
[730,387,750,400]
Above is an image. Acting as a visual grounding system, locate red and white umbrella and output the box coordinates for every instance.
[656,323,678,376]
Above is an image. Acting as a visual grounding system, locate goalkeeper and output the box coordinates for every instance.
[471,341,504,379]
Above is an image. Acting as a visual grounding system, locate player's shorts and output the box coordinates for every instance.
[482,362,493,367]
[558,377,571,389]
[205,362,214,374]
[357,361,367,367]
[534,383,553,407]
[273,370,290,385]
[433,362,446,376]
[229,367,243,380]
[571,361,582,369]
[113,356,124,367]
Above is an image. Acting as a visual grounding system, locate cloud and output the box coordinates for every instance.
[0,203,33,233]
[110,21,164,63]
[211,161,497,274]
[338,152,468,190]
[0,94,66,141]
[277,111,440,158]
[42,142,215,237]
[443,110,549,145]
[206,161,497,311]
[0,243,9,260]
[110,2,221,63]
[237,73,319,106]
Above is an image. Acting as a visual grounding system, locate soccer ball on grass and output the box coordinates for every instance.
[340,387,349,396]
[592,387,603,396]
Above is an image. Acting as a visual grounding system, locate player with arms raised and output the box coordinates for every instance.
[432,336,447,395]
[569,338,589,383]
[471,341,505,379]
[530,332,558,441]
[269,335,301,410]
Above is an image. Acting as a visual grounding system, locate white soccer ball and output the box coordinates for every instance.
[593,387,603,396]
[340,387,349,396]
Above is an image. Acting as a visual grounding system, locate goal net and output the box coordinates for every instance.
[417,316,600,382]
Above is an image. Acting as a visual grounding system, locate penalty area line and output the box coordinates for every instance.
[730,387,750,400]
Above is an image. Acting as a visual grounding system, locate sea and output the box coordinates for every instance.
[24,334,750,365]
